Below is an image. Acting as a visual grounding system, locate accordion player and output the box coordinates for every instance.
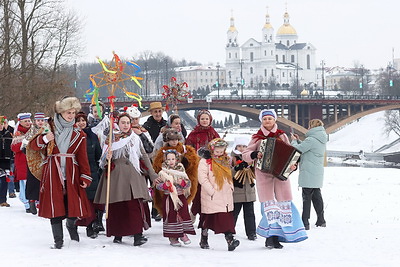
[256,137,301,181]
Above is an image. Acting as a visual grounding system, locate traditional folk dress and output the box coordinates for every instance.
[94,130,157,237]
[30,126,93,219]
[156,162,195,238]
[242,124,308,243]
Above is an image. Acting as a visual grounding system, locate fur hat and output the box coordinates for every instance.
[259,109,277,122]
[125,104,141,118]
[55,97,81,114]
[148,102,165,112]
[163,128,182,142]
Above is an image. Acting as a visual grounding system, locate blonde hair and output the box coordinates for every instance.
[309,119,324,129]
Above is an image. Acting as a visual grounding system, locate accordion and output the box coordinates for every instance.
[256,137,301,181]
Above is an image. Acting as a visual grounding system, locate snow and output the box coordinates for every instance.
[2,167,400,266]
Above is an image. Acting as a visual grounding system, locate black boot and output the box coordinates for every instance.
[225,233,240,251]
[199,229,209,249]
[133,233,147,246]
[66,218,79,242]
[86,223,98,239]
[51,222,63,249]
[273,236,283,249]
[93,210,105,232]
[265,237,274,249]
[113,236,122,243]
[29,201,37,215]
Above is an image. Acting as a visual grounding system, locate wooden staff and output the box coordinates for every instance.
[105,89,116,219]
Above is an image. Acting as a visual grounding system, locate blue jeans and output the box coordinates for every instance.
[19,180,29,209]
[8,161,15,194]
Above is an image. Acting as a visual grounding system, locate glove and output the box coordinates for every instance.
[250,151,259,160]
[198,147,211,159]
[234,161,248,171]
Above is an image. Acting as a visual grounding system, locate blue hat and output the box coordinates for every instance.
[259,109,277,122]
[17,113,31,121]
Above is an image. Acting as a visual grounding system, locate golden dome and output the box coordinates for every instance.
[277,24,297,35]
[228,17,237,32]
[264,23,273,29]
[229,26,237,32]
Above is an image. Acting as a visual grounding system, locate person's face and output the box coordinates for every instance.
[92,106,103,119]
[61,109,76,122]
[199,114,210,127]
[118,116,131,133]
[213,147,225,157]
[131,117,140,126]
[76,117,87,130]
[166,153,177,168]
[151,108,163,122]
[19,118,32,128]
[235,144,247,152]
[35,119,45,128]
[262,115,275,130]
[167,139,179,147]
[0,123,4,131]
[171,118,181,132]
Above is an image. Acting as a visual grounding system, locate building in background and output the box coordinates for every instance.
[175,65,226,91]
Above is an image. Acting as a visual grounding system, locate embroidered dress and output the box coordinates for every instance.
[156,163,195,238]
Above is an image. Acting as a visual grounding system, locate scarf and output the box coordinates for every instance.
[210,154,232,191]
[252,128,285,142]
[54,114,74,176]
[186,125,219,150]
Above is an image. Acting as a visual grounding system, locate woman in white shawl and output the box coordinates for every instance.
[94,113,158,246]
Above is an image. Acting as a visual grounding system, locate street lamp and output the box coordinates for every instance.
[145,61,148,97]
[239,59,244,99]
[321,60,325,97]
[216,62,220,98]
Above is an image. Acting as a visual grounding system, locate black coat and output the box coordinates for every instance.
[0,126,14,170]
[83,127,102,200]
[143,116,167,142]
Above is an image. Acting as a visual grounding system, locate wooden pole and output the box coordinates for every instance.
[105,87,115,219]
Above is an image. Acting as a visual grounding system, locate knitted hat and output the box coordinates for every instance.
[17,113,32,121]
[125,104,141,118]
[34,113,45,120]
[55,97,81,114]
[259,109,277,122]
[197,109,213,125]
[163,128,182,142]
[232,136,249,148]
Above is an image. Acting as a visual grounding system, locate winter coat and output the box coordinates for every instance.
[143,116,167,142]
[83,127,102,200]
[152,142,199,215]
[198,158,234,214]
[231,151,256,203]
[30,129,93,219]
[291,126,327,188]
[185,125,220,151]
[0,126,13,169]
[242,124,293,203]
[11,124,30,181]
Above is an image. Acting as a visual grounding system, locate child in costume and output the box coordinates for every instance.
[197,138,240,251]
[155,149,195,247]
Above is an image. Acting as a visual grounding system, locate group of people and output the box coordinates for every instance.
[0,96,328,252]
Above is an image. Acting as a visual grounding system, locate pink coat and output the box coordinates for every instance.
[198,158,234,214]
[242,124,292,203]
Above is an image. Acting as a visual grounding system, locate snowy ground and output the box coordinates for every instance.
[1,167,400,266]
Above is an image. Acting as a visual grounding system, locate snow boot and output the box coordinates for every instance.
[51,222,64,249]
[133,233,147,246]
[86,223,98,239]
[225,233,240,251]
[273,236,283,249]
[29,200,37,215]
[93,210,105,232]
[265,237,274,249]
[66,218,79,242]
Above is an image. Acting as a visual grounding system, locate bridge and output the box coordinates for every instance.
[81,94,400,136]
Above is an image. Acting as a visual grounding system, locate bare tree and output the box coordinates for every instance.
[384,110,400,138]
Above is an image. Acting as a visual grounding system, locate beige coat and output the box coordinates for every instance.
[198,158,234,214]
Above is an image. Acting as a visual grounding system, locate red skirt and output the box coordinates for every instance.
[199,212,236,234]
[162,194,195,238]
[106,199,149,237]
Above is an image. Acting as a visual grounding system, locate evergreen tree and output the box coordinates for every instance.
[228,115,233,126]
[224,117,228,127]
[234,114,240,124]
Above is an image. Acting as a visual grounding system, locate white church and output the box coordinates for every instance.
[225,10,317,90]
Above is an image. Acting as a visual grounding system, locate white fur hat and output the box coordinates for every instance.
[55,97,81,114]
[232,136,250,154]
[259,109,277,122]
[125,105,141,118]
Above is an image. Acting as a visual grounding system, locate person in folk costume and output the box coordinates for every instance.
[291,119,328,230]
[24,112,48,215]
[154,114,186,153]
[242,109,308,249]
[154,149,196,246]
[87,101,106,128]
[185,109,220,219]
[94,113,158,246]
[11,112,33,213]
[152,129,199,218]
[197,138,240,251]
[0,116,13,207]
[125,104,154,155]
[230,136,257,241]
[29,97,93,249]
[74,112,105,238]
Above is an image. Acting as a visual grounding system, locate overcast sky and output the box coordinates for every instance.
[66,0,399,69]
